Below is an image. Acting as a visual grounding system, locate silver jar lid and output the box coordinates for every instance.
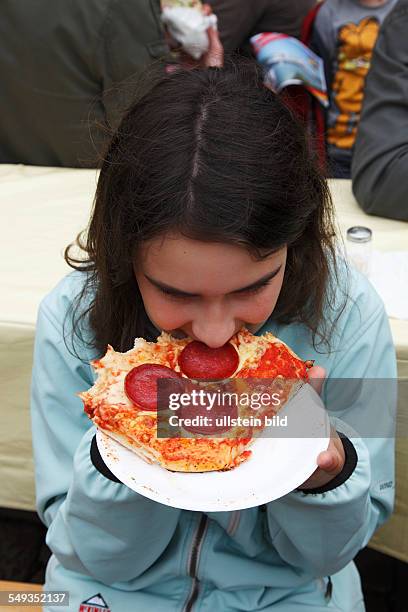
[346,226,372,243]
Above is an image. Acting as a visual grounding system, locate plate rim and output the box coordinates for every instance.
[96,385,331,511]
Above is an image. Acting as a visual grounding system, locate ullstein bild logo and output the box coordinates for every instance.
[79,593,111,612]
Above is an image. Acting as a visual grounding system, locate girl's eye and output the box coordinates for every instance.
[237,280,273,296]
[158,287,196,300]
[158,280,273,299]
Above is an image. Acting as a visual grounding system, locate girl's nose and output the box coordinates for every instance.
[191,302,237,348]
[191,323,237,348]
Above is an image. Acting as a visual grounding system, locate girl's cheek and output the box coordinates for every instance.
[153,296,274,328]
[144,294,193,329]
[234,288,282,324]
[235,301,275,325]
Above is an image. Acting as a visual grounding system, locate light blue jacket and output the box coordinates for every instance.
[31,265,396,612]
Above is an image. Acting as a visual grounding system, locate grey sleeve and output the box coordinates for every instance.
[310,2,336,90]
[310,1,335,59]
[207,0,258,50]
[253,0,317,39]
[352,1,408,221]
[209,0,316,51]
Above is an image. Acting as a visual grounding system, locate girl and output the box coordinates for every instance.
[31,59,396,611]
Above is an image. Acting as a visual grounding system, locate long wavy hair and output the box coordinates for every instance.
[65,58,341,357]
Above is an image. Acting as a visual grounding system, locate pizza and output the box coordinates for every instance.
[80,328,312,472]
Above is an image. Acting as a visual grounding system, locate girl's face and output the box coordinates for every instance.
[134,233,287,348]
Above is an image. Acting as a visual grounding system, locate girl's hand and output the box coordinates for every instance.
[297,367,346,490]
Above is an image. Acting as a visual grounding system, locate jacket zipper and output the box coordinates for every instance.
[182,514,208,612]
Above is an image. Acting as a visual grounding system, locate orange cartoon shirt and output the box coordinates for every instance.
[328,17,379,150]
[312,0,397,156]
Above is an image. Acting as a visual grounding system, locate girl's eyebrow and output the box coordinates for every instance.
[144,265,282,297]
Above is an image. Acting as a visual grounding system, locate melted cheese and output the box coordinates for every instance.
[86,335,189,410]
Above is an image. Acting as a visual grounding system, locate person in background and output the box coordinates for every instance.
[311,0,398,178]
[0,0,169,168]
[0,0,224,169]
[209,0,317,53]
[352,0,408,221]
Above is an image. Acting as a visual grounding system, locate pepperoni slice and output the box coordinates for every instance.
[178,341,239,379]
[124,364,181,411]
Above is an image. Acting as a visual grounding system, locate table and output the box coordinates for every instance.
[0,166,407,561]
[0,165,94,513]
[330,180,408,364]
[329,180,408,564]
[0,581,42,612]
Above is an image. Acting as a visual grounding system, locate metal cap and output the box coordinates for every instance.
[346,226,372,243]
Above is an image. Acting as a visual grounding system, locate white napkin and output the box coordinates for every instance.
[162,7,217,59]
[369,250,408,320]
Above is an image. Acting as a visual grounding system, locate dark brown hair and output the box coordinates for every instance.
[66,58,341,357]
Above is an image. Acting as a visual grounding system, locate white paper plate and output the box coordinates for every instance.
[96,384,330,511]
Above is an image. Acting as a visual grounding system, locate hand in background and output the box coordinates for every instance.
[165,3,224,70]
[201,3,223,67]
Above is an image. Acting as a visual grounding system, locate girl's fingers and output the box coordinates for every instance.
[307,365,326,396]
[298,430,345,489]
[317,449,341,474]
[317,431,345,475]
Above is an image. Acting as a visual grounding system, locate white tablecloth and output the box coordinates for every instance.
[1,165,94,512]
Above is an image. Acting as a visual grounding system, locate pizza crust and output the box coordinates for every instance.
[98,426,254,472]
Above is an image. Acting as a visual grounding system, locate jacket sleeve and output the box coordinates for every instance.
[352,2,408,221]
[31,288,181,585]
[265,297,397,577]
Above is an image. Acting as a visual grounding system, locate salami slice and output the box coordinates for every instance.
[178,341,239,379]
[125,364,181,411]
